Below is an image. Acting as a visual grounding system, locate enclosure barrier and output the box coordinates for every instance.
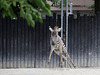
[0,12,100,68]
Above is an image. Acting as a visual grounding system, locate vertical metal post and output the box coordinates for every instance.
[66,0,68,50]
[70,3,73,14]
[61,0,63,38]
[66,0,68,67]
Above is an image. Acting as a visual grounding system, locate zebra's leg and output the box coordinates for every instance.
[54,50,72,68]
[63,47,76,68]
[59,49,63,67]
[48,47,54,64]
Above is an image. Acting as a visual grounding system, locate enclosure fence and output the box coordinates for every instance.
[0,12,100,68]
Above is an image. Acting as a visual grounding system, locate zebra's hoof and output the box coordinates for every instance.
[60,64,64,68]
[74,66,76,68]
[48,61,50,64]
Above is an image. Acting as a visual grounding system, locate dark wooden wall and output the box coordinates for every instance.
[0,12,100,68]
[68,13,100,67]
[95,0,100,12]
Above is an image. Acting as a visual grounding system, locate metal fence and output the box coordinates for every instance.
[0,12,100,69]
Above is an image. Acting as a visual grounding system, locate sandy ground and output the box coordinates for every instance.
[0,68,100,75]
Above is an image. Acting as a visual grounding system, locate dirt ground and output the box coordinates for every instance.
[0,68,100,75]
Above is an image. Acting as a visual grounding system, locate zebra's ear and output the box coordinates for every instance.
[57,28,62,32]
[49,26,54,32]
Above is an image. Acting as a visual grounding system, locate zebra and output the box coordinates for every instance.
[48,26,76,68]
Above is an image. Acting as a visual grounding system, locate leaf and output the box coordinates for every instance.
[31,8,38,12]
[27,14,32,20]
[32,13,38,21]
[8,7,17,19]
[30,20,35,27]
[38,16,43,23]
[13,1,16,7]
[43,0,50,9]
[20,8,25,18]
[2,11,7,18]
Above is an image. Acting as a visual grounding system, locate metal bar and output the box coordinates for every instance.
[66,0,68,67]
[66,0,68,50]
[70,3,73,14]
[61,0,63,38]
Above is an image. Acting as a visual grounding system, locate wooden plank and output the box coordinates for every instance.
[82,15,86,67]
[42,19,46,68]
[90,17,93,67]
[71,15,75,67]
[43,19,47,68]
[27,26,32,68]
[41,20,45,68]
[20,18,25,68]
[0,13,2,68]
[73,18,76,67]
[80,16,82,67]
[24,21,28,68]
[46,16,50,68]
[16,18,19,68]
[77,13,81,67]
[8,18,11,68]
[69,15,74,67]
[80,16,84,67]
[96,14,98,67]
[75,16,79,67]
[27,24,30,68]
[35,23,37,68]
[35,22,39,68]
[10,20,14,68]
[13,19,18,68]
[39,21,43,68]
[83,15,88,67]
[86,16,90,67]
[91,17,95,67]
[70,15,74,67]
[94,14,98,67]
[86,16,89,67]
[17,16,21,68]
[23,19,25,68]
[82,15,85,67]
[74,18,78,67]
[95,0,100,12]
[34,23,36,68]
[38,23,40,68]
[6,16,11,68]
[2,17,7,68]
[87,16,92,67]
[97,13,100,66]
[31,26,35,68]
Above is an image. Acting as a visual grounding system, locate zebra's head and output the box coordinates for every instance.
[49,26,61,38]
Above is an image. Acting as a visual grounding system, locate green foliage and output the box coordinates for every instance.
[0,0,51,27]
